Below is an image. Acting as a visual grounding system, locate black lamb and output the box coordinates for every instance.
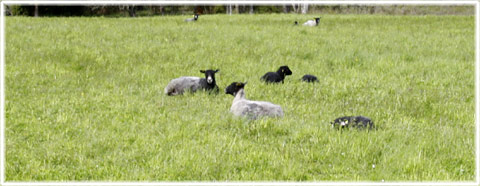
[301,74,319,83]
[260,66,293,84]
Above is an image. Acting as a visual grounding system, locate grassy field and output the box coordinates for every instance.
[5,14,475,181]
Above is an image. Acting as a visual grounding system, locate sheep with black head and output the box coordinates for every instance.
[225,82,284,119]
[260,66,293,84]
[164,69,219,96]
[185,14,199,22]
[303,17,321,26]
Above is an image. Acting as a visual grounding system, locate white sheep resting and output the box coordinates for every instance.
[164,69,219,96]
[303,17,321,26]
[225,82,284,119]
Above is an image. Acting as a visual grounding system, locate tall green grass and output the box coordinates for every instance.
[5,14,475,181]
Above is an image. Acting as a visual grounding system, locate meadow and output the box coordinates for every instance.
[5,14,475,181]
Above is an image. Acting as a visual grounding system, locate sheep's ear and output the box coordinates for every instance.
[214,69,220,73]
[200,70,206,73]
[243,82,248,85]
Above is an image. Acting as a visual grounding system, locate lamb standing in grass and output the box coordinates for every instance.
[164,69,219,96]
[260,66,292,84]
[185,14,199,22]
[303,17,321,26]
[225,82,284,119]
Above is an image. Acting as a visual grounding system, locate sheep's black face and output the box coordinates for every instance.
[200,69,219,84]
[194,14,199,20]
[315,18,320,24]
[225,82,246,96]
[278,66,292,76]
[331,116,353,129]
[331,116,374,130]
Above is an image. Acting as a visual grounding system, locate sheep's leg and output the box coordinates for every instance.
[368,121,375,130]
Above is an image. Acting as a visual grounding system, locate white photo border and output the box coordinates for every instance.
[0,1,478,185]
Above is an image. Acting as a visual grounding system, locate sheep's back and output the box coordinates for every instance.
[261,72,282,83]
[164,76,201,95]
[303,20,316,26]
[231,99,284,119]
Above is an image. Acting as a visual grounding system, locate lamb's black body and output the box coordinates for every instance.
[260,66,293,84]
[301,74,319,83]
[261,72,283,83]
[331,116,374,130]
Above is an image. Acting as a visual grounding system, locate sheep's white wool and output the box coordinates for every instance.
[164,76,202,95]
[230,89,284,119]
[303,20,317,26]
[185,15,199,22]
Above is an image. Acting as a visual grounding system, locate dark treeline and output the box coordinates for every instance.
[8,5,287,17]
[5,5,474,17]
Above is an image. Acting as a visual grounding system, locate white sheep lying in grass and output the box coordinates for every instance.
[303,17,321,26]
[225,82,284,119]
[164,69,219,96]
[185,14,199,22]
